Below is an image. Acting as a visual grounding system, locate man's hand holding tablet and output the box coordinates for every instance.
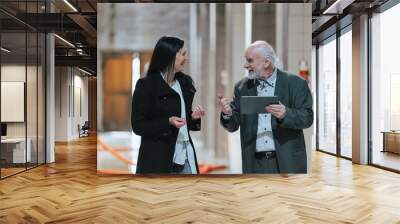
[266,101,287,119]
[239,96,279,114]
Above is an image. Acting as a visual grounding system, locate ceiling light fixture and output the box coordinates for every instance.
[78,67,93,76]
[323,0,354,15]
[54,34,75,48]
[323,0,341,14]
[63,0,78,12]
[1,47,11,53]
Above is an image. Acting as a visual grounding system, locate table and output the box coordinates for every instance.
[381,131,400,154]
[1,138,31,163]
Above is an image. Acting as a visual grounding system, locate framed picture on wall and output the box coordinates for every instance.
[1,81,25,122]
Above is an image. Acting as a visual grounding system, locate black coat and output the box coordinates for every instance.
[131,72,201,174]
[221,69,313,173]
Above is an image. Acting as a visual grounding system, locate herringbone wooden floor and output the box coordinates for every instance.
[1,135,400,223]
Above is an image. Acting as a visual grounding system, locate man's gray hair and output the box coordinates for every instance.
[249,41,277,66]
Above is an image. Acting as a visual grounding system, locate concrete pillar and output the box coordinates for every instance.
[225,3,248,173]
[46,32,55,163]
[275,4,287,69]
[193,3,218,161]
[288,4,313,173]
[214,4,226,159]
[352,14,369,165]
[189,3,198,91]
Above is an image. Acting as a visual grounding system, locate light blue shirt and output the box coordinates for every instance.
[170,80,189,142]
[255,69,277,152]
[170,80,197,174]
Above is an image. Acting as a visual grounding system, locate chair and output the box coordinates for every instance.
[79,121,90,138]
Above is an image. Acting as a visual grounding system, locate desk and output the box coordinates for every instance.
[1,138,31,163]
[382,131,400,154]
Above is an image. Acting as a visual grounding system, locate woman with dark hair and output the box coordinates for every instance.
[131,36,205,174]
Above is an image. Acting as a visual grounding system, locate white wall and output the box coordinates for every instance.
[1,65,26,81]
[1,65,32,138]
[72,73,89,138]
[1,64,46,164]
[1,82,25,122]
[55,67,89,141]
[55,67,68,141]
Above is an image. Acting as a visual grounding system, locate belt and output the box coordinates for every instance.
[255,151,276,160]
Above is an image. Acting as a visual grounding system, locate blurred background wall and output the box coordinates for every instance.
[97,3,312,174]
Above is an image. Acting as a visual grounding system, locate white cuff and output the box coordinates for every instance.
[222,113,232,120]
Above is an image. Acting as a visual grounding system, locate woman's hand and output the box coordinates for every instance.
[191,105,205,120]
[169,116,187,128]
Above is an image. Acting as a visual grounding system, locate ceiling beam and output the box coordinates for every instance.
[67,13,97,40]
[55,55,96,72]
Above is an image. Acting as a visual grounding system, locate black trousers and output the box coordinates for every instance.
[252,157,280,173]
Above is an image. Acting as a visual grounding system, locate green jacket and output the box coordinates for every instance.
[220,69,313,173]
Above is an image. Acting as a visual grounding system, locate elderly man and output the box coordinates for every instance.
[219,41,313,173]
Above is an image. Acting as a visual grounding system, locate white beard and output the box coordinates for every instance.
[248,70,264,80]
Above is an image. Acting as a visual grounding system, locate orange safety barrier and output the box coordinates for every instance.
[97,146,130,152]
[198,164,227,174]
[98,138,227,174]
[98,139,135,166]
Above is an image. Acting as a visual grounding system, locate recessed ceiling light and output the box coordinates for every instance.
[78,67,93,76]
[63,0,78,12]
[54,34,75,48]
[322,0,354,15]
[1,47,11,53]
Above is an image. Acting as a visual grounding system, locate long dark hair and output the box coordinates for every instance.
[146,36,184,84]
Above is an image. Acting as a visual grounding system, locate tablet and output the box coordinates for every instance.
[240,96,279,114]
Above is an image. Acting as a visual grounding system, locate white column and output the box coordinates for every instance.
[46,33,55,163]
[275,4,284,69]
[244,3,252,47]
[225,4,248,173]
[189,3,198,88]
[352,14,369,164]
[230,4,247,83]
[205,3,217,160]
